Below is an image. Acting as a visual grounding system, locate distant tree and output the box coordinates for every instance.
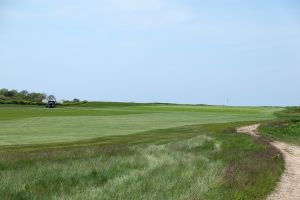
[42,93,47,100]
[0,88,8,95]
[73,98,80,103]
[0,88,59,104]
[0,94,6,100]
[28,92,47,102]
[47,95,56,101]
[5,90,18,97]
[20,90,29,98]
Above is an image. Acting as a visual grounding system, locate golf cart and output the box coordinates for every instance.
[46,100,56,108]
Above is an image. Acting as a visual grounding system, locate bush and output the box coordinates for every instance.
[73,98,80,103]
[0,95,7,100]
[0,100,44,106]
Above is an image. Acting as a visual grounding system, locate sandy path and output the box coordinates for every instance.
[237,124,300,200]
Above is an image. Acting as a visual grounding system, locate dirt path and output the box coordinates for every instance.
[237,124,300,200]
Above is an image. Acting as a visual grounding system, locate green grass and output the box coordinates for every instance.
[0,103,284,199]
[0,122,283,200]
[0,103,280,146]
[260,107,300,145]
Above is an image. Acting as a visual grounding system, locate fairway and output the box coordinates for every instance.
[0,104,280,146]
[0,103,285,199]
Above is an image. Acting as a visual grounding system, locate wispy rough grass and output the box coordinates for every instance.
[260,107,300,145]
[0,123,283,200]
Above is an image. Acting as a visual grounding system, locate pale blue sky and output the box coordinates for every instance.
[0,0,299,106]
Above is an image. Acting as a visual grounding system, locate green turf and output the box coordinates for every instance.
[0,103,284,199]
[260,107,300,145]
[0,122,284,200]
[0,104,280,146]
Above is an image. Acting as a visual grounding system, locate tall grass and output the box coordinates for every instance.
[260,107,300,145]
[0,123,283,200]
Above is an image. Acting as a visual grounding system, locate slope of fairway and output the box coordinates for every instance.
[0,104,280,146]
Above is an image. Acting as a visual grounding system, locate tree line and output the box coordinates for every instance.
[0,88,85,105]
[0,88,47,102]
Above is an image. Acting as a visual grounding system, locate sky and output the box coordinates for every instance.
[0,0,299,106]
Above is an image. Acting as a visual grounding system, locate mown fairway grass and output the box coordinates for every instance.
[0,103,284,199]
[0,103,279,146]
